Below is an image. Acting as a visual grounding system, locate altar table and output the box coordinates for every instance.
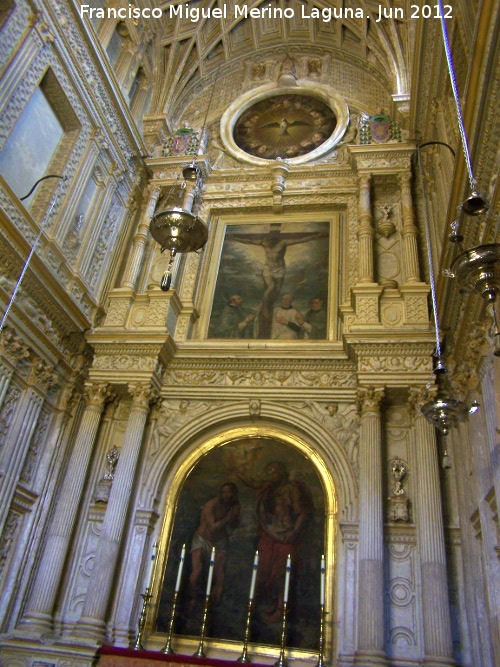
[96,646,271,667]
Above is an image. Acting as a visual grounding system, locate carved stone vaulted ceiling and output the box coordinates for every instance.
[154,0,415,122]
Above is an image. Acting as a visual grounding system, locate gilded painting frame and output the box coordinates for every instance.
[148,427,337,661]
[198,213,340,342]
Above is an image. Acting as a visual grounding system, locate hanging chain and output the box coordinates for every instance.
[0,176,66,334]
[437,0,476,192]
[417,148,443,361]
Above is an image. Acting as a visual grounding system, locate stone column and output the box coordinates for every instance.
[76,383,156,641]
[121,185,160,290]
[357,173,375,283]
[355,386,387,666]
[399,172,421,283]
[0,360,57,537]
[411,388,455,666]
[18,383,113,634]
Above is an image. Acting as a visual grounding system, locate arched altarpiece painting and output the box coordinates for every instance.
[151,427,337,660]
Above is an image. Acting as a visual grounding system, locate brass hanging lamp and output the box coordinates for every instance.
[149,69,221,290]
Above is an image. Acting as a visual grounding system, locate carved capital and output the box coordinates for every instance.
[357,173,371,189]
[28,359,58,391]
[0,328,30,366]
[127,383,158,410]
[408,385,437,423]
[84,382,115,408]
[397,171,412,189]
[357,386,384,414]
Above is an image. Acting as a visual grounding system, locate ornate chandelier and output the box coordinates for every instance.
[149,162,208,291]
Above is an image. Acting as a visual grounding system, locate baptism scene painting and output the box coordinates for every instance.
[155,438,326,650]
[207,221,330,340]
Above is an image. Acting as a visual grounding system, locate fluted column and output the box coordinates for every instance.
[76,383,156,641]
[18,383,113,634]
[399,172,421,283]
[121,185,160,290]
[0,360,57,536]
[355,386,387,666]
[357,173,375,283]
[411,389,455,666]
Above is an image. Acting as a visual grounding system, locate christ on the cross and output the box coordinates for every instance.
[228,226,328,338]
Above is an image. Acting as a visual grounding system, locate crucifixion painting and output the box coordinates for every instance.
[208,221,330,340]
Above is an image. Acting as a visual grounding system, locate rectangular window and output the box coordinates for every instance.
[0,87,63,205]
[0,70,80,208]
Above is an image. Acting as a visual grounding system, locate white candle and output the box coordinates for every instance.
[249,550,259,600]
[145,542,158,590]
[283,554,291,603]
[320,555,325,605]
[206,546,216,596]
[175,544,186,592]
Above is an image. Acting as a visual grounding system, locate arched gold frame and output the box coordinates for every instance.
[147,425,338,661]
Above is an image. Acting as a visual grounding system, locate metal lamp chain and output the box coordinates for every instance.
[417,148,443,362]
[437,0,476,192]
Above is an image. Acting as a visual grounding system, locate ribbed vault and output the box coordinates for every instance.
[152,0,415,120]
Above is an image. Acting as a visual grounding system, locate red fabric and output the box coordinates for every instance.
[256,529,301,596]
[97,646,269,667]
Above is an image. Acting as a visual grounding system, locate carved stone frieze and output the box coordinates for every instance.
[353,343,434,376]
[163,360,357,389]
